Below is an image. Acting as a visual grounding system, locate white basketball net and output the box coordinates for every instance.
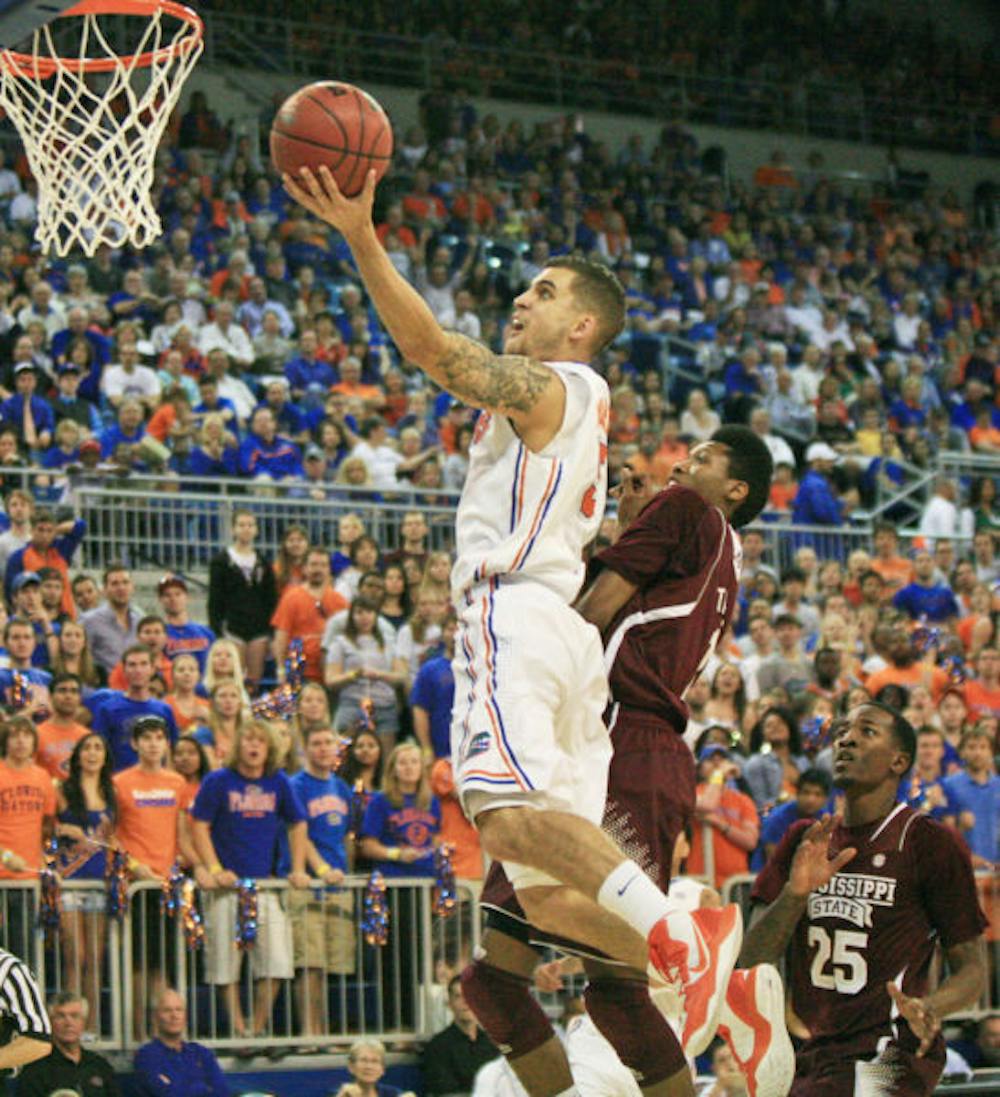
[0,6,203,256]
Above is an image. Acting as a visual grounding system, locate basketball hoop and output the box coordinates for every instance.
[0,0,203,256]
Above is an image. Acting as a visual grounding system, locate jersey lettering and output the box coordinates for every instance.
[807,925,869,995]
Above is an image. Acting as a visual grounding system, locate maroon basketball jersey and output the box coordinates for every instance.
[595,483,741,731]
[752,804,987,1065]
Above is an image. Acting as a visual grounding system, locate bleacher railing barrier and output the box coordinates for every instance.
[0,875,481,1052]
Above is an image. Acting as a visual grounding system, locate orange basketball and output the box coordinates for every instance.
[270,81,393,197]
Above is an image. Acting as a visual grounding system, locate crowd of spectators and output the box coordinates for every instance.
[206,0,1000,155]
[0,44,992,1086]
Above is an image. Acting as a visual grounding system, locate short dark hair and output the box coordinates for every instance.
[547,256,626,354]
[874,521,897,538]
[32,508,55,526]
[131,714,167,742]
[1,715,37,755]
[861,700,916,775]
[710,425,773,527]
[137,615,166,633]
[797,767,832,794]
[781,566,807,585]
[51,672,82,691]
[859,569,885,586]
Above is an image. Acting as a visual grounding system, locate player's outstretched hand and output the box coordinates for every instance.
[886,984,939,1057]
[282,165,377,240]
[612,466,657,529]
[787,814,855,899]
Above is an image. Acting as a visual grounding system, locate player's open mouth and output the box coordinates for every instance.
[509,318,525,331]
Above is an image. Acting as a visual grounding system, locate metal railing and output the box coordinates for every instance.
[0,875,481,1053]
[200,12,998,158]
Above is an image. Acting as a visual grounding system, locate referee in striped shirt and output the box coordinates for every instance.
[0,947,50,1073]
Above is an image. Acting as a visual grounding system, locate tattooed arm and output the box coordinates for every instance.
[282,166,566,451]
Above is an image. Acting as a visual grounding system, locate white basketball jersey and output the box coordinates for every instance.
[452,361,610,603]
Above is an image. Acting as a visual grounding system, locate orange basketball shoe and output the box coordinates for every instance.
[716,964,794,1097]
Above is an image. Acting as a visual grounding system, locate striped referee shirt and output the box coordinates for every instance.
[0,949,50,1041]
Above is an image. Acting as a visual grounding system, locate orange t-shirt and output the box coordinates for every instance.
[35,719,89,781]
[870,555,914,599]
[864,663,949,703]
[108,653,174,692]
[271,585,349,681]
[113,766,187,877]
[430,759,482,880]
[146,403,177,443]
[0,761,56,878]
[164,694,210,732]
[964,679,1000,719]
[686,786,758,889]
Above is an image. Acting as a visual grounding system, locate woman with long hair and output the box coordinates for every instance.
[56,733,116,1033]
[193,681,248,768]
[292,681,332,744]
[395,585,446,686]
[743,705,808,811]
[379,562,412,632]
[420,551,452,604]
[274,524,310,594]
[164,653,210,732]
[703,663,748,742]
[202,639,250,704]
[334,535,382,601]
[970,476,1000,534]
[339,728,384,793]
[325,596,408,751]
[207,509,277,690]
[52,620,103,694]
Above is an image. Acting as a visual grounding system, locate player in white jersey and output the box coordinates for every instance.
[285,167,743,1097]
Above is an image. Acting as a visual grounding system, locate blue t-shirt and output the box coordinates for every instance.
[409,656,455,759]
[289,769,352,874]
[360,791,440,878]
[942,770,1000,863]
[191,767,305,878]
[89,693,178,771]
[133,1037,228,1097]
[165,622,216,674]
[898,774,950,820]
[892,582,960,622]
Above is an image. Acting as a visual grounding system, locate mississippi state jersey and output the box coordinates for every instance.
[594,483,742,729]
[752,804,987,1062]
[451,362,609,603]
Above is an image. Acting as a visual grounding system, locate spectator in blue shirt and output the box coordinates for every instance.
[236,276,294,339]
[98,398,147,460]
[187,413,239,478]
[360,742,440,878]
[134,987,227,1097]
[944,727,1000,868]
[792,442,856,528]
[410,610,457,760]
[892,548,961,624]
[284,328,338,403]
[289,725,355,1041]
[754,767,832,870]
[259,378,309,443]
[157,574,215,674]
[89,644,178,771]
[2,363,55,452]
[191,719,309,1039]
[194,376,239,435]
[899,726,951,820]
[0,615,52,717]
[239,406,303,481]
[51,306,112,374]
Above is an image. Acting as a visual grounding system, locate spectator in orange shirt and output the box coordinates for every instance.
[272,548,348,683]
[330,356,385,408]
[108,616,174,692]
[768,461,798,513]
[35,673,89,781]
[869,521,914,600]
[864,625,949,703]
[686,744,759,889]
[430,758,483,880]
[0,715,56,959]
[452,176,495,230]
[113,715,190,1038]
[965,648,1000,721]
[969,407,1000,454]
[146,387,195,449]
[375,203,417,249]
[403,169,447,226]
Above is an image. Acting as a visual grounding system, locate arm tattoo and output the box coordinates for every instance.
[433,333,554,416]
[739,887,809,968]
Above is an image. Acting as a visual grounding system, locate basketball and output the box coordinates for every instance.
[270,81,394,197]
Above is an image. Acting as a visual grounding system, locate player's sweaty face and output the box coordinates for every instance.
[504,268,582,358]
[670,442,733,508]
[832,706,900,789]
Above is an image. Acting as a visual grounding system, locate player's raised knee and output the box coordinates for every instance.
[474,806,533,862]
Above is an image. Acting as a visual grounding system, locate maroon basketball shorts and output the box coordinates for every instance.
[480,706,695,955]
[790,1040,944,1097]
